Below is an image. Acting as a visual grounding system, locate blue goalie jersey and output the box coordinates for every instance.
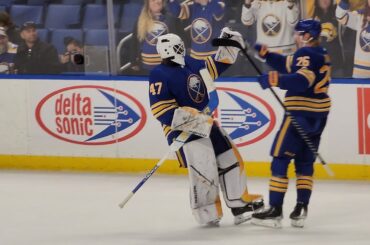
[149,55,228,144]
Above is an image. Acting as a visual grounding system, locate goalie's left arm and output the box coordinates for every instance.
[214,27,245,66]
[187,27,245,80]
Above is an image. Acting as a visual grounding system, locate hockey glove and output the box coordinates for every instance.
[258,71,279,90]
[171,107,213,138]
[254,43,269,59]
[215,27,245,64]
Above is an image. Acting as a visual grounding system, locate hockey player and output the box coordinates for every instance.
[336,0,370,78]
[168,0,225,59]
[149,28,263,226]
[251,19,331,228]
[241,0,299,55]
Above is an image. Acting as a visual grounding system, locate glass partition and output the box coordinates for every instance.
[0,0,368,78]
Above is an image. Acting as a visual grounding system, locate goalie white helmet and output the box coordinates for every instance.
[156,33,185,66]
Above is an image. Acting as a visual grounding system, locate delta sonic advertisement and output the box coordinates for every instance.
[29,80,279,160]
[29,82,149,157]
[215,86,276,148]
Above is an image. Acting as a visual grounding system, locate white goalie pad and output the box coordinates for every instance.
[171,107,213,138]
[217,148,249,208]
[183,138,223,224]
[215,27,245,64]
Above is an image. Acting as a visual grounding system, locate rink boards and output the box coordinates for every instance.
[0,76,369,180]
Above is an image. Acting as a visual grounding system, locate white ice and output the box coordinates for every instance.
[0,171,369,245]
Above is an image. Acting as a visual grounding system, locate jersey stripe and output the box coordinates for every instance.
[153,104,178,118]
[151,99,177,110]
[273,117,291,157]
[286,55,293,73]
[296,68,316,87]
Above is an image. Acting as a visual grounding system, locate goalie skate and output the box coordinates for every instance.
[206,218,221,227]
[232,199,265,225]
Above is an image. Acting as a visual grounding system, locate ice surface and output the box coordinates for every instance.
[0,171,369,245]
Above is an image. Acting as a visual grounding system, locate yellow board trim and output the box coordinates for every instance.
[0,155,369,181]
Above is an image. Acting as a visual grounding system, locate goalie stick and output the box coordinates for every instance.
[212,38,334,177]
[118,68,219,208]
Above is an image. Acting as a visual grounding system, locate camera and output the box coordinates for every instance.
[68,51,84,65]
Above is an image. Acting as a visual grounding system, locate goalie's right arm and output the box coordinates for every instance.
[149,69,178,127]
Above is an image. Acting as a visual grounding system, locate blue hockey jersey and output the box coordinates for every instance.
[168,0,225,59]
[265,46,332,118]
[149,55,228,144]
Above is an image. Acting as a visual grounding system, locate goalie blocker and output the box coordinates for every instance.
[171,107,213,138]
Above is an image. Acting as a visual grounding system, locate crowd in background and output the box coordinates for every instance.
[0,0,369,78]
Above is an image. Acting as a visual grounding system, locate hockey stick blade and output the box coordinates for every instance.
[212,38,244,50]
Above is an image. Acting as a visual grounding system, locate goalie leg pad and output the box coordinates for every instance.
[217,148,248,208]
[183,138,222,224]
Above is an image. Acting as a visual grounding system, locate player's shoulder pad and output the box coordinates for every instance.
[294,47,315,57]
[149,65,168,83]
[185,55,206,73]
[294,47,325,67]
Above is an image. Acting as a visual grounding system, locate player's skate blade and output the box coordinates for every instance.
[291,218,305,228]
[290,202,307,228]
[234,213,252,225]
[251,206,283,228]
[251,217,282,228]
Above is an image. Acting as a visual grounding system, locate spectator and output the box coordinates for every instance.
[303,0,365,18]
[0,27,17,74]
[241,0,299,55]
[168,0,226,59]
[336,0,370,78]
[14,21,61,75]
[126,0,183,75]
[0,11,22,45]
[312,0,345,77]
[60,37,84,74]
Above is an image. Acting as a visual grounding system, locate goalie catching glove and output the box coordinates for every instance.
[171,107,213,138]
[215,27,245,64]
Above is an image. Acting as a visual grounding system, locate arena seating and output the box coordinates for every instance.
[9,5,44,26]
[44,4,81,29]
[50,29,83,54]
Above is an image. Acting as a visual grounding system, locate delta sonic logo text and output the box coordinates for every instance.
[35,85,146,145]
[215,87,276,147]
